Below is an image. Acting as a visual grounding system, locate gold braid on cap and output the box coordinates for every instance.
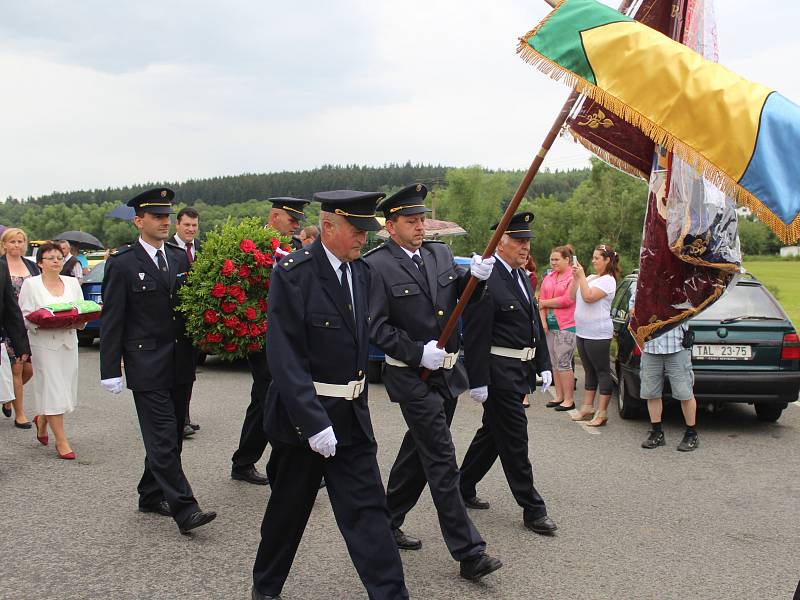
[505,228,530,233]
[281,205,306,216]
[334,208,376,218]
[388,203,426,213]
[139,202,172,207]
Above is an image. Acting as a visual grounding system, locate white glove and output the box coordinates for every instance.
[420,340,447,370]
[308,426,337,458]
[470,255,496,281]
[470,386,488,403]
[101,377,124,394]
[540,370,553,394]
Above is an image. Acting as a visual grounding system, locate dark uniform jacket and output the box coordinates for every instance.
[462,258,551,395]
[0,260,31,357]
[100,241,195,391]
[264,239,374,447]
[366,238,481,400]
[170,234,202,257]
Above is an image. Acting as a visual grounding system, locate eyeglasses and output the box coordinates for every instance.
[41,256,64,262]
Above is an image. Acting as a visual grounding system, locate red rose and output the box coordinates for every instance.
[248,274,262,284]
[247,342,262,351]
[223,342,238,353]
[203,309,219,324]
[220,259,236,277]
[223,316,240,329]
[211,282,226,298]
[235,324,249,337]
[248,323,261,337]
[258,298,267,313]
[271,237,280,250]
[238,264,251,278]
[240,239,257,253]
[228,284,243,299]
[282,244,291,252]
[221,301,237,314]
[205,332,223,343]
[244,306,258,321]
[261,320,268,333]
[263,279,270,289]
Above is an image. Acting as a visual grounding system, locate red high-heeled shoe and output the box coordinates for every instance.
[32,416,48,446]
[57,450,76,460]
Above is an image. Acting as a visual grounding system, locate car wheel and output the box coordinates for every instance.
[367,360,383,384]
[754,402,786,422]
[617,366,641,419]
[77,334,95,347]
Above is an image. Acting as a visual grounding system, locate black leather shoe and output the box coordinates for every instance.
[2,404,11,418]
[138,500,171,517]
[524,515,558,535]
[179,510,217,534]
[231,465,269,485]
[251,586,281,599]
[545,400,563,408]
[182,424,196,438]
[188,420,200,431]
[641,430,666,449]
[463,495,490,510]
[393,528,422,550]
[459,553,503,582]
[553,403,576,411]
[14,420,32,429]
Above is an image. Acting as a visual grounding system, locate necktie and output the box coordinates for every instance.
[185,242,194,265]
[411,254,430,293]
[339,263,354,319]
[513,268,529,304]
[156,249,170,288]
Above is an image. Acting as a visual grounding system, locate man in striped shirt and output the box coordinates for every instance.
[629,290,699,452]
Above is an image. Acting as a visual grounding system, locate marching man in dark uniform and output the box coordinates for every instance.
[251,191,408,600]
[365,184,503,583]
[100,188,216,534]
[459,212,558,535]
[231,197,309,485]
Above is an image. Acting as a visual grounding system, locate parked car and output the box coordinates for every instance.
[611,272,800,422]
[78,260,105,346]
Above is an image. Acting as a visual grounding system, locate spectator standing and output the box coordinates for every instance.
[0,227,38,428]
[629,289,699,451]
[569,244,620,427]
[525,254,538,296]
[299,224,319,247]
[71,243,90,277]
[537,245,577,411]
[57,240,84,282]
[171,206,202,438]
[18,242,84,459]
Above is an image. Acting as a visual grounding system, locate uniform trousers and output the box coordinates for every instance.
[253,437,408,600]
[386,383,485,561]
[133,384,199,526]
[231,350,271,470]
[459,386,547,523]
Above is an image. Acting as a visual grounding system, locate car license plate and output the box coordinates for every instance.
[692,344,752,360]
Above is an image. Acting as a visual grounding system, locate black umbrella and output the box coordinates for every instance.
[54,231,104,250]
[105,204,136,221]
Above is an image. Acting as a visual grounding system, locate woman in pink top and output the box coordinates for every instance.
[538,245,577,410]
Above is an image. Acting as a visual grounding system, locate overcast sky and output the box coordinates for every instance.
[1,0,797,200]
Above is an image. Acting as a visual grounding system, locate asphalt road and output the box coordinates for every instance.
[2,347,799,600]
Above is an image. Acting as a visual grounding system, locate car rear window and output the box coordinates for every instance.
[83,261,105,284]
[695,283,785,321]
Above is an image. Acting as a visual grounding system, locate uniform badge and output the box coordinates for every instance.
[138,273,145,280]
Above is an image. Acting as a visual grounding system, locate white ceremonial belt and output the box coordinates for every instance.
[313,377,365,400]
[490,346,536,361]
[385,353,458,370]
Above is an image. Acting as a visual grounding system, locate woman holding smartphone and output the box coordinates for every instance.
[568,244,620,426]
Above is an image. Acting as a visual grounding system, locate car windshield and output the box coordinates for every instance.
[83,261,106,284]
[694,282,785,321]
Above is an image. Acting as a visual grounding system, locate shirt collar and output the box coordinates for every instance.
[321,240,344,275]
[138,237,164,259]
[398,245,421,261]
[172,234,191,250]
[494,253,514,274]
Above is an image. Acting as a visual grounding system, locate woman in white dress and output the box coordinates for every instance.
[18,242,84,460]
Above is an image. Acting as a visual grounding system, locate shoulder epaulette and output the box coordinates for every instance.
[277,247,313,271]
[164,240,180,249]
[363,243,388,258]
[421,239,446,246]
[109,244,133,257]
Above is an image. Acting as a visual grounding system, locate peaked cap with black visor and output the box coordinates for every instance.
[377,183,431,218]
[491,211,534,238]
[314,190,384,231]
[269,197,310,221]
[127,187,175,215]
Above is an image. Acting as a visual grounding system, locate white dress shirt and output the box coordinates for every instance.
[172,234,196,260]
[322,242,355,315]
[138,237,170,270]
[495,254,530,303]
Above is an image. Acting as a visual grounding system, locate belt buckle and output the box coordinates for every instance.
[524,347,535,361]
[442,354,455,370]
[349,379,364,399]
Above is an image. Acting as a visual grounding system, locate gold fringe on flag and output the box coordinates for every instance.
[517,37,800,244]
[566,130,649,180]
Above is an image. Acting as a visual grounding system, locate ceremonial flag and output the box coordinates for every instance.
[518,0,800,243]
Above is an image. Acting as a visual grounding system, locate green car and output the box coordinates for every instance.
[611,273,800,422]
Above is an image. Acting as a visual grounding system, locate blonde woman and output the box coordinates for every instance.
[18,242,84,459]
[0,228,39,428]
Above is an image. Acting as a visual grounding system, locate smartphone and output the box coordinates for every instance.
[572,256,578,266]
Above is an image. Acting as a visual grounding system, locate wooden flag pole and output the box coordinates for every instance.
[422,0,634,379]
